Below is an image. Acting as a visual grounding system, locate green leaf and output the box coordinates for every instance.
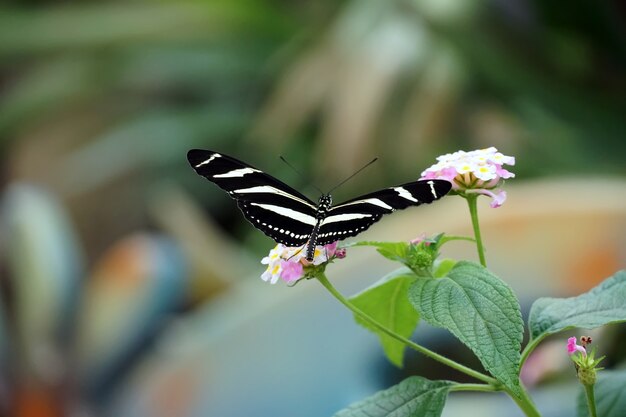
[350,269,419,367]
[433,259,456,278]
[334,376,453,417]
[529,270,626,341]
[408,261,523,395]
[347,241,410,262]
[577,371,626,417]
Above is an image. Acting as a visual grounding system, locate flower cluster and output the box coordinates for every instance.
[421,147,515,208]
[260,242,345,284]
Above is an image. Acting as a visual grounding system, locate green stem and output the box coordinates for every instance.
[316,273,498,386]
[466,194,487,267]
[584,384,598,417]
[446,383,541,417]
[520,336,545,369]
[450,383,500,393]
[507,386,542,417]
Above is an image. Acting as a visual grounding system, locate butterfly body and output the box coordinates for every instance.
[187,149,451,261]
[304,194,333,260]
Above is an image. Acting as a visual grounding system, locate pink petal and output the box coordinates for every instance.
[420,167,458,182]
[280,260,304,283]
[567,337,577,354]
[410,233,427,245]
[489,190,507,208]
[465,189,507,208]
[566,337,586,356]
[496,166,516,179]
[324,241,338,258]
[420,170,438,180]
[439,167,459,181]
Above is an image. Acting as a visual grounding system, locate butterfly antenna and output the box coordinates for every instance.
[279,156,324,195]
[327,157,378,194]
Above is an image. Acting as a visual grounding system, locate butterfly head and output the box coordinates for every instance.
[317,194,333,218]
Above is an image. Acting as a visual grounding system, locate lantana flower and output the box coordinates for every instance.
[421,147,514,208]
[261,241,344,284]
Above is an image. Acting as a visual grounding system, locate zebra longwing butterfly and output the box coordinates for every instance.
[187,149,451,261]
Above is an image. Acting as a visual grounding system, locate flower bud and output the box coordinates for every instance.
[566,336,605,387]
[577,365,597,386]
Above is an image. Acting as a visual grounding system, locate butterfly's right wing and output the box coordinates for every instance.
[316,179,452,245]
[187,149,316,246]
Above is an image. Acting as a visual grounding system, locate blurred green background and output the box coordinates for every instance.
[0,1,625,416]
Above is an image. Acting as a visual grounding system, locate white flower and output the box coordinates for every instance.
[261,244,285,284]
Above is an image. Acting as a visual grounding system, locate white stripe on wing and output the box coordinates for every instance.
[394,187,418,203]
[427,181,438,198]
[322,212,372,225]
[333,197,393,211]
[250,203,317,226]
[195,153,221,167]
[213,167,260,178]
[234,186,316,209]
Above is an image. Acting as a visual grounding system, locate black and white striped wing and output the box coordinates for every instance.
[316,179,451,245]
[187,149,317,246]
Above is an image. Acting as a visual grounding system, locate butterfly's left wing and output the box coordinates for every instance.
[187,149,317,246]
[316,179,451,245]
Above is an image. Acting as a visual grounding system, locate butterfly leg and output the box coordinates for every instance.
[286,245,306,261]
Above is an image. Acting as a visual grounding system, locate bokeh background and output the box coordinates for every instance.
[1,1,625,416]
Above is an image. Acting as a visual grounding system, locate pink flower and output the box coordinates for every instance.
[567,337,587,357]
[421,147,514,208]
[280,260,304,283]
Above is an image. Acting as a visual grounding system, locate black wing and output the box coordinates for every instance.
[316,179,451,245]
[187,149,317,246]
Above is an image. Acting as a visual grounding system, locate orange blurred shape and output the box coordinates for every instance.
[568,243,622,294]
[14,385,62,417]
[89,234,152,288]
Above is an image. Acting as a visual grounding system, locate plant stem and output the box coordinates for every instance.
[584,384,598,417]
[506,386,542,417]
[316,273,498,386]
[450,383,499,393]
[520,336,544,368]
[466,194,487,267]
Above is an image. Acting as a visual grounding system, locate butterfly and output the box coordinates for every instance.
[187,149,451,261]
